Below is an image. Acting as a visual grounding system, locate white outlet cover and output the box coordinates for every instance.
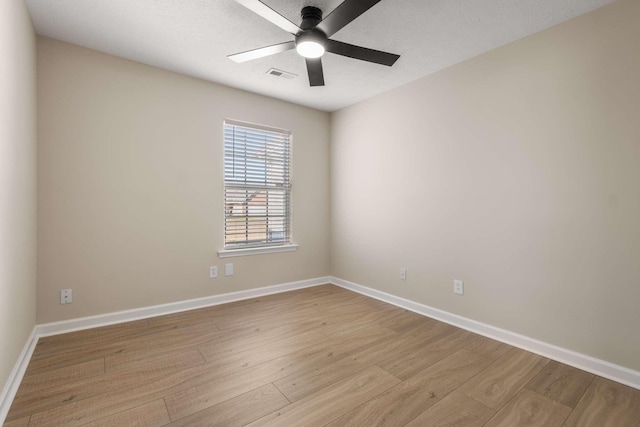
[209,266,217,278]
[60,289,73,304]
[453,280,464,295]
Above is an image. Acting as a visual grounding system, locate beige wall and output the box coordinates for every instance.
[0,0,37,392]
[37,38,330,323]
[331,0,640,371]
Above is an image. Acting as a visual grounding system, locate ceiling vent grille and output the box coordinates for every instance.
[266,68,297,79]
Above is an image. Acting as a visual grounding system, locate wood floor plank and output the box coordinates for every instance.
[563,377,640,427]
[314,306,403,339]
[25,365,217,426]
[282,290,367,313]
[25,317,395,426]
[212,305,323,333]
[162,353,317,421]
[315,315,395,340]
[246,366,400,427]
[214,290,393,335]
[525,360,594,408]
[200,330,329,379]
[465,335,513,360]
[458,347,549,410]
[2,416,30,427]
[376,328,475,381]
[105,317,321,372]
[268,324,397,403]
[375,307,440,332]
[325,349,492,426]
[484,389,571,426]
[197,327,329,364]
[31,306,233,360]
[346,320,454,367]
[212,289,361,331]
[26,320,220,376]
[273,354,367,402]
[14,358,104,396]
[240,285,353,314]
[86,399,170,427]
[166,383,289,426]
[7,350,204,422]
[163,325,394,421]
[316,301,398,324]
[405,390,495,427]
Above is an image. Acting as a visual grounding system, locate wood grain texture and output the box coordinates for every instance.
[376,307,441,333]
[405,391,495,427]
[325,349,492,427]
[166,384,289,427]
[563,377,640,427]
[8,349,205,422]
[525,360,594,407]
[345,320,453,368]
[376,328,475,380]
[246,366,400,427]
[314,308,402,339]
[27,320,220,376]
[196,323,326,363]
[15,358,104,396]
[4,285,640,427]
[86,399,170,427]
[484,388,571,426]
[458,347,549,409]
[200,330,329,375]
[33,309,221,355]
[273,353,367,402]
[163,325,383,421]
[465,335,513,360]
[2,417,30,427]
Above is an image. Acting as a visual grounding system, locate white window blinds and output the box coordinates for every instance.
[224,120,292,249]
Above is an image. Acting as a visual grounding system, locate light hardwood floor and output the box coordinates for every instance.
[5,285,640,426]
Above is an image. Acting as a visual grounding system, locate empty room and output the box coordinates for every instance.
[1,0,639,425]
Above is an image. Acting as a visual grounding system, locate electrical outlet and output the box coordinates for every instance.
[453,280,464,295]
[209,266,217,278]
[60,289,73,304]
[400,268,407,281]
[225,263,234,276]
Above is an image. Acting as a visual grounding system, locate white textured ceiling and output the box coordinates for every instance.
[26,0,617,111]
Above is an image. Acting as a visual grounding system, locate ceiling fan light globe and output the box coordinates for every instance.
[296,41,325,58]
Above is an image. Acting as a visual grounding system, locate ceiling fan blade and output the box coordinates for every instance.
[305,58,325,87]
[316,0,382,37]
[326,39,399,66]
[234,0,300,34]
[228,41,296,63]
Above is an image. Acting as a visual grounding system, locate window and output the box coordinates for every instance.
[221,119,294,256]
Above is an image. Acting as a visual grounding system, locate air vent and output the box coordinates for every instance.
[266,68,297,79]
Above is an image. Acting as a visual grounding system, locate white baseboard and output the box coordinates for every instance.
[0,327,38,424]
[330,276,640,391]
[37,276,331,337]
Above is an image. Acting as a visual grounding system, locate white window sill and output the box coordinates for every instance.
[218,244,298,258]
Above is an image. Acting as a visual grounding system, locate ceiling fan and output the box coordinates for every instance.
[228,0,400,87]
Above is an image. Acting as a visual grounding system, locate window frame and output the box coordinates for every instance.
[218,119,297,258]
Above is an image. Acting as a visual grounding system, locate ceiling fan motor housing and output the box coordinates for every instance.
[300,6,323,30]
[296,6,328,51]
